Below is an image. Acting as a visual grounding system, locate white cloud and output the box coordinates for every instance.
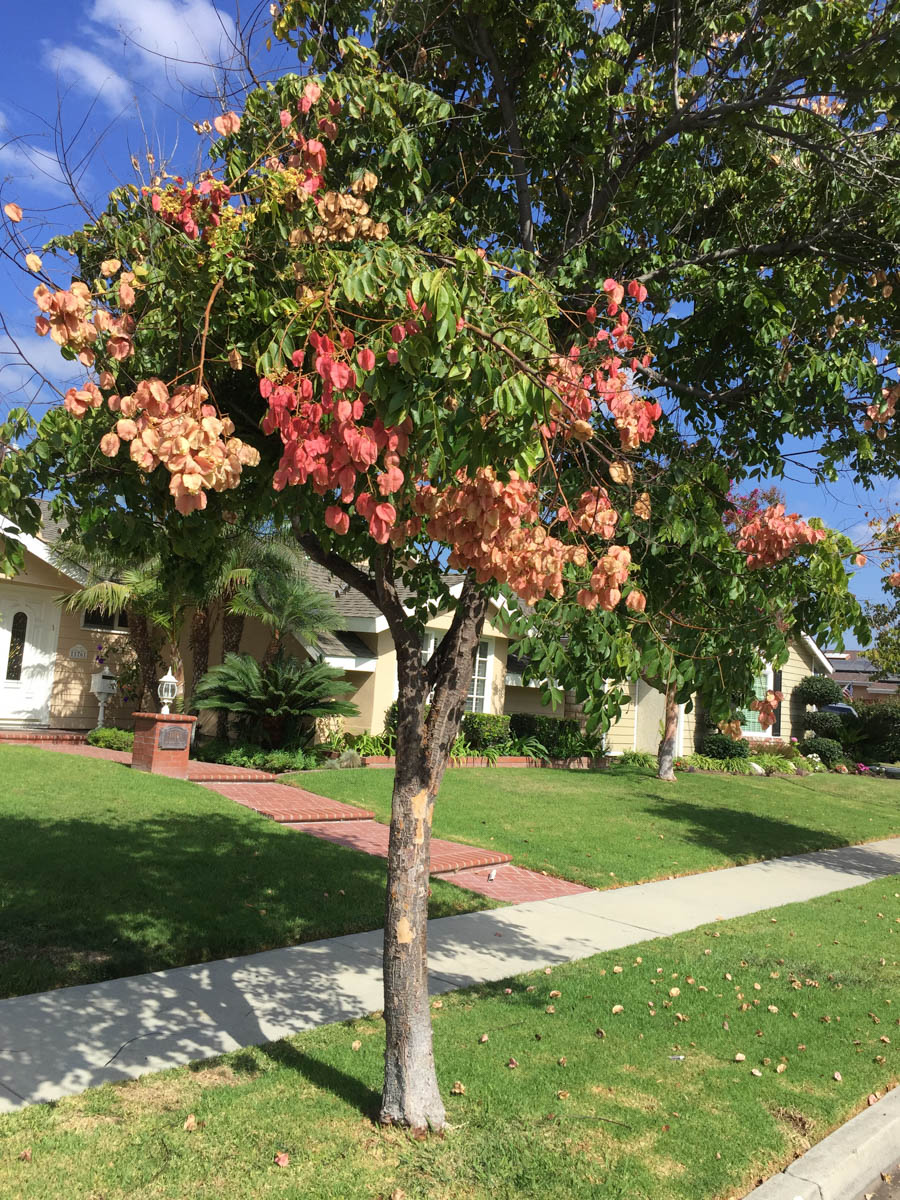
[0,133,68,193]
[88,0,238,86]
[42,44,132,112]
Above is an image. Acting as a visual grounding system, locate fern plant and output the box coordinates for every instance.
[193,652,358,748]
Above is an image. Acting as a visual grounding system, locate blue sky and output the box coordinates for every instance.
[0,1,894,618]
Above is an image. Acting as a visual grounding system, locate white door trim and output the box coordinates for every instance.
[0,584,59,727]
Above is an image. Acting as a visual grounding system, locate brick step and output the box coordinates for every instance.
[432,862,594,902]
[199,781,374,823]
[0,730,88,743]
[185,762,276,784]
[287,819,513,873]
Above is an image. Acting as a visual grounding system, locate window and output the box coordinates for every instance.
[740,670,770,735]
[5,611,27,681]
[82,608,129,632]
[465,640,491,713]
[420,634,493,714]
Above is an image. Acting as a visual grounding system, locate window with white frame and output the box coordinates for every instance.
[420,633,493,714]
[740,667,773,736]
[466,640,491,713]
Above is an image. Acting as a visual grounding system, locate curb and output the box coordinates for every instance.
[744,1085,900,1199]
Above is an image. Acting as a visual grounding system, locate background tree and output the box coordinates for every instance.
[516,469,866,780]
[0,0,894,1132]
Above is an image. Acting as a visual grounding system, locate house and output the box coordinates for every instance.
[0,506,522,733]
[826,651,900,704]
[603,634,834,756]
[0,504,832,744]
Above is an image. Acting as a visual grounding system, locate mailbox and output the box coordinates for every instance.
[90,672,118,695]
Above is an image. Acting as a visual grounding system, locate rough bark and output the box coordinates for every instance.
[217,609,244,738]
[189,607,211,705]
[289,527,487,1133]
[379,569,489,1133]
[657,681,679,782]
[128,609,161,712]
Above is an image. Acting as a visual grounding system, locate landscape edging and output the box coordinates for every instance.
[743,1083,900,1199]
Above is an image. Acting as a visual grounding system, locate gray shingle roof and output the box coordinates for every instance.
[303,559,461,622]
[314,629,376,660]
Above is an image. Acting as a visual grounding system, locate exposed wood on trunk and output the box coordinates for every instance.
[657,681,679,782]
[294,532,486,1133]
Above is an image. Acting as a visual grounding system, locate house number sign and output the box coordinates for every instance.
[158,726,190,751]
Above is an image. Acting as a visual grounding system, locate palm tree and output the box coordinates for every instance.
[228,562,341,667]
[54,554,182,712]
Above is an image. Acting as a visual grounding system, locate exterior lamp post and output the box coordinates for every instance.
[158,669,179,715]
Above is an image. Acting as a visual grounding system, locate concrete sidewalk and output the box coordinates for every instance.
[2,836,900,1114]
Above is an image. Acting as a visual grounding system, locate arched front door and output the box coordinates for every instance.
[0,586,59,726]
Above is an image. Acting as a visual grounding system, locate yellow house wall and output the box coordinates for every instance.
[781,640,817,741]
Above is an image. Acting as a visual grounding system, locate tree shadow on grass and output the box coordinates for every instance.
[643,796,895,870]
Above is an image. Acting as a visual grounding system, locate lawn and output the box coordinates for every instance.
[297,764,900,889]
[3,878,899,1199]
[0,746,491,999]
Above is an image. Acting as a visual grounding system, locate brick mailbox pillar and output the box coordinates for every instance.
[131,712,197,779]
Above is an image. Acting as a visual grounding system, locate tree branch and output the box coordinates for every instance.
[471,17,535,255]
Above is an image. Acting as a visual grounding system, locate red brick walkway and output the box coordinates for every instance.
[200,781,374,823]
[2,739,594,903]
[433,862,593,902]
[288,819,512,873]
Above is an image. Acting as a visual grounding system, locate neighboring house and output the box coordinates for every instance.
[826,651,900,704]
[0,504,834,741]
[603,634,833,756]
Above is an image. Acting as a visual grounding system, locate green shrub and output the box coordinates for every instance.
[794,675,844,707]
[802,710,845,740]
[620,750,656,768]
[701,732,751,760]
[508,713,598,758]
[854,702,900,763]
[460,712,511,751]
[194,653,358,748]
[193,738,316,772]
[352,731,395,757]
[507,735,549,760]
[749,753,796,775]
[802,736,843,767]
[87,727,134,752]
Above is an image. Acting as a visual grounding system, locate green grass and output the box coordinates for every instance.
[296,764,900,888]
[0,747,492,1000]
[3,879,900,1199]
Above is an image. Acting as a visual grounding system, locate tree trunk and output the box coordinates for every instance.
[128,609,161,712]
[657,681,679,782]
[286,528,488,1134]
[217,610,244,739]
[189,607,211,707]
[379,571,488,1134]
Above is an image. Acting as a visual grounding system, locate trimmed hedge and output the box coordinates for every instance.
[802,710,846,740]
[701,732,751,760]
[802,736,843,767]
[854,702,900,763]
[460,713,511,750]
[508,713,590,758]
[794,675,844,707]
[86,727,134,752]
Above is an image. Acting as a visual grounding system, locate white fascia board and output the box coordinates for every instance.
[322,655,377,673]
[0,515,86,584]
[801,633,835,674]
[340,614,389,633]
